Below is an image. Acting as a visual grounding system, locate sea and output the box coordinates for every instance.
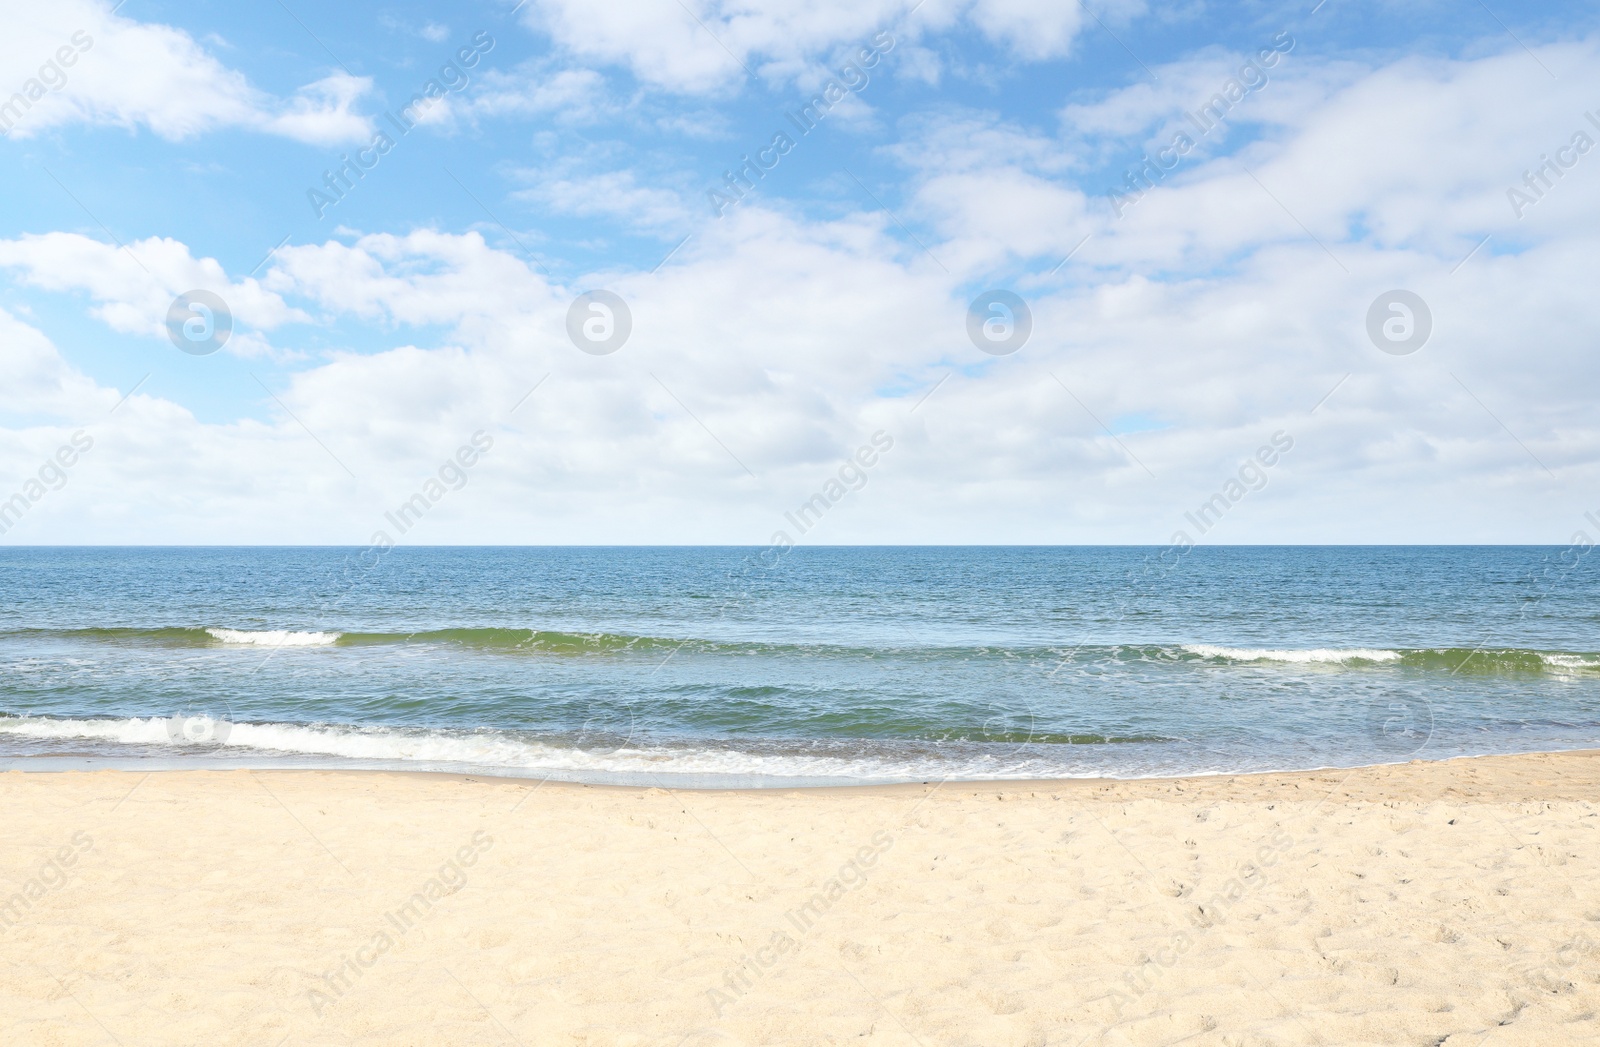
[0,546,1596,787]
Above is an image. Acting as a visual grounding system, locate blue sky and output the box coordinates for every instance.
[2,0,1598,543]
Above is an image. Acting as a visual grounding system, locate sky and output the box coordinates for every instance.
[0,0,1597,545]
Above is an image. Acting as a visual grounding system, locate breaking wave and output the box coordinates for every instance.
[1182,645,1402,664]
[205,628,341,647]
[0,714,1168,785]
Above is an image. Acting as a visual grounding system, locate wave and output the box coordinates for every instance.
[4,628,1598,675]
[0,626,690,653]
[1399,649,1600,673]
[205,628,340,647]
[338,628,682,653]
[1182,645,1403,664]
[1534,653,1600,670]
[0,714,1158,783]
[1180,645,1600,674]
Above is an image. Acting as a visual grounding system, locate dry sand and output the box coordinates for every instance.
[2,752,1599,1046]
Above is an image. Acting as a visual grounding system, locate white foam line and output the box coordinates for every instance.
[0,716,1129,781]
[205,628,341,647]
[1183,644,1402,664]
[1540,653,1600,669]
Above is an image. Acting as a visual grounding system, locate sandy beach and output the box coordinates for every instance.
[1,753,1597,1046]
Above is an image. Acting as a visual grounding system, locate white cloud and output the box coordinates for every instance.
[466,64,609,120]
[0,307,114,421]
[0,232,309,356]
[0,0,374,143]
[260,72,378,146]
[966,0,1086,61]
[511,166,692,229]
[1060,38,1600,268]
[518,0,1145,94]
[4,34,1600,543]
[264,229,554,329]
[378,15,450,43]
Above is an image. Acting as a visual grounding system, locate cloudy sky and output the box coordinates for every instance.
[0,0,1595,544]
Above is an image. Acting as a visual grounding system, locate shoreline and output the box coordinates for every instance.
[3,745,1599,797]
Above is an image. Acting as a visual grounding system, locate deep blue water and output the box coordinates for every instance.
[0,546,1596,785]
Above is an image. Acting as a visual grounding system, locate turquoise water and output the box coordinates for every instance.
[0,546,1596,785]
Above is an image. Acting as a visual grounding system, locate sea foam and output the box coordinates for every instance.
[1182,645,1402,664]
[205,628,341,646]
[0,714,1137,784]
[1539,653,1600,670]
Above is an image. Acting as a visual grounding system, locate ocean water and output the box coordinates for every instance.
[1,546,1597,786]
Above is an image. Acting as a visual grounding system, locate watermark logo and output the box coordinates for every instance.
[165,713,233,745]
[705,829,893,1017]
[307,31,496,218]
[0,31,94,137]
[567,291,631,355]
[966,290,1031,355]
[327,428,498,638]
[574,705,638,756]
[0,430,94,538]
[308,830,495,1016]
[1108,30,1294,217]
[1365,290,1430,356]
[1182,430,1294,537]
[1506,115,1598,219]
[165,690,236,745]
[166,290,232,355]
[0,831,95,935]
[379,432,495,539]
[972,695,1040,758]
[708,31,895,217]
[778,431,893,540]
[1365,693,1433,757]
[1520,932,1599,998]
